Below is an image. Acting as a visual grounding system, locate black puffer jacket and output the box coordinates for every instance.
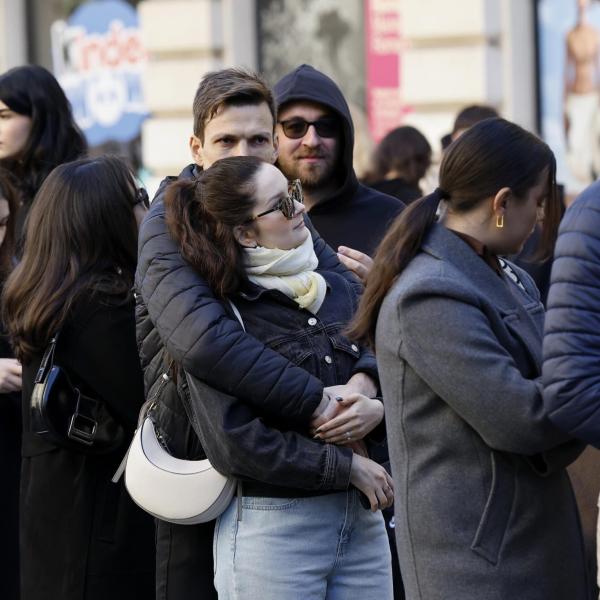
[137,267,379,494]
[135,164,362,437]
[186,270,379,496]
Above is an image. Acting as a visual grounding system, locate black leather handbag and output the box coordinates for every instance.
[30,334,125,453]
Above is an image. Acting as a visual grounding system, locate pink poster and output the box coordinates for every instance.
[365,0,405,142]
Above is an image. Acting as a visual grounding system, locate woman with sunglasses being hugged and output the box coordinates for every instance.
[2,156,154,600]
[0,65,86,241]
[349,118,588,600]
[160,155,394,600]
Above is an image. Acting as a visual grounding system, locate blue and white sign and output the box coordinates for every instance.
[51,0,148,146]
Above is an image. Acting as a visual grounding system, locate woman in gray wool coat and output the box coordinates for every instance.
[348,118,589,600]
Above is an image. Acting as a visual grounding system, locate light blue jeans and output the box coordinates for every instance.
[213,489,393,600]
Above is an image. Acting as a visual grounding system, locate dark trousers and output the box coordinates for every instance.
[382,504,406,600]
[155,519,217,600]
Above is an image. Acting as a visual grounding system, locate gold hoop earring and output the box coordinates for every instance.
[496,214,504,229]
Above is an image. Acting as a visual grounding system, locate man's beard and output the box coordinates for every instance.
[278,152,336,190]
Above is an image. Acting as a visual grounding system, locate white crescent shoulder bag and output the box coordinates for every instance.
[112,301,243,524]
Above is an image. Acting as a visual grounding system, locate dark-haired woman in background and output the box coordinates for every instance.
[0,169,20,600]
[363,125,431,204]
[0,65,87,239]
[349,118,588,600]
[3,156,154,600]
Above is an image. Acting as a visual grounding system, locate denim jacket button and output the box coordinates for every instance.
[308,317,317,326]
[351,344,358,352]
[324,355,333,364]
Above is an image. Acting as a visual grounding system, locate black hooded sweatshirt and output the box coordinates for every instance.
[274,65,405,256]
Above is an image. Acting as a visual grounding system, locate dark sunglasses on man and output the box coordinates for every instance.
[244,179,304,223]
[278,117,340,139]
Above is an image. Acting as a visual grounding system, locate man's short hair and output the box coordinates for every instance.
[192,68,276,141]
[452,105,499,136]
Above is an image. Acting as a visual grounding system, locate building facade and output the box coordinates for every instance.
[0,0,539,186]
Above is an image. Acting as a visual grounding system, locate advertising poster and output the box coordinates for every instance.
[257,0,366,112]
[365,0,404,142]
[257,0,405,168]
[50,0,148,148]
[537,0,600,194]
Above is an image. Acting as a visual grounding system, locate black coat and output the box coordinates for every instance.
[368,177,422,205]
[274,65,405,256]
[20,293,155,600]
[0,322,20,600]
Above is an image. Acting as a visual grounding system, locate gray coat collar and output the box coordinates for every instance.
[422,223,543,372]
[422,223,533,310]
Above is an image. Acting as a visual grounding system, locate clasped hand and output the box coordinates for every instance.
[310,390,383,444]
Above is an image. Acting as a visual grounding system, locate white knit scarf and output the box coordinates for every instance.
[244,233,327,314]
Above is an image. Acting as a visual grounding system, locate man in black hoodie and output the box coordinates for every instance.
[274,65,405,281]
[275,64,406,600]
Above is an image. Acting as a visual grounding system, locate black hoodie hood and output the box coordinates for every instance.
[273,65,405,256]
[273,64,359,209]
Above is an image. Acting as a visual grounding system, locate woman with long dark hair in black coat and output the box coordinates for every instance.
[0,65,87,239]
[0,168,21,600]
[3,156,154,600]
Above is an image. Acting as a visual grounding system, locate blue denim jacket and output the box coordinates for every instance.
[235,273,378,389]
[166,269,380,498]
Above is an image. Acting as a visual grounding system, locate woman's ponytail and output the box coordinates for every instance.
[164,178,202,251]
[164,157,264,297]
[346,188,445,348]
[348,117,561,348]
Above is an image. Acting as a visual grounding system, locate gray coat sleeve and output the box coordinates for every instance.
[396,278,570,455]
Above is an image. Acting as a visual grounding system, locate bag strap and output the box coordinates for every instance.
[34,332,108,448]
[227,298,245,331]
[113,300,245,483]
[34,333,60,384]
[172,299,245,459]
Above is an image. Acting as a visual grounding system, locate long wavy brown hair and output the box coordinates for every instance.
[347,118,561,349]
[0,169,19,279]
[2,156,140,363]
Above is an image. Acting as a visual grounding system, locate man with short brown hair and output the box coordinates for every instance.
[191,68,276,139]
[136,67,371,600]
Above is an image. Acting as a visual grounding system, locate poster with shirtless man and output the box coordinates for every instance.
[537,0,600,195]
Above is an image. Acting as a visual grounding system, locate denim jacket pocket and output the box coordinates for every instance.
[470,451,515,565]
[330,334,360,359]
[328,334,361,380]
[330,333,360,362]
[269,337,312,367]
